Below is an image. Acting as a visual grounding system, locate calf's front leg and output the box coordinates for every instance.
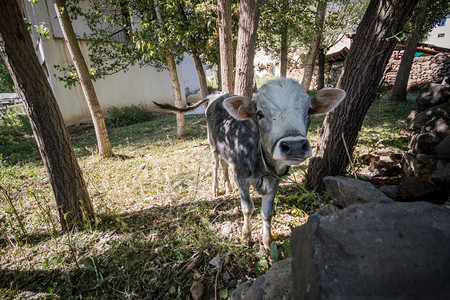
[236,178,254,242]
[261,191,277,250]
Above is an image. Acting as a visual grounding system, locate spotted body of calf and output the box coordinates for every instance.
[155,78,345,249]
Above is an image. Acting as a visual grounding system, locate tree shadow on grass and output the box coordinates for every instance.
[1,196,260,299]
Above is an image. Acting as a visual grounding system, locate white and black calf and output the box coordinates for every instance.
[206,78,345,249]
[155,77,345,250]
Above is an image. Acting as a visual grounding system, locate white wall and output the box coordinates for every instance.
[23,0,202,124]
[425,16,450,49]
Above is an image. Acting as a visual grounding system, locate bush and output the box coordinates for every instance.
[105,104,151,128]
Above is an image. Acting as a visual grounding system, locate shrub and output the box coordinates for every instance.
[105,104,150,128]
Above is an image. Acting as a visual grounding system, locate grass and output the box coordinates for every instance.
[0,95,416,299]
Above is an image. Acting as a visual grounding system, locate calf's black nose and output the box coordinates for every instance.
[280,140,310,157]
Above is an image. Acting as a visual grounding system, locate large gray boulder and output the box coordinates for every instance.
[323,176,392,207]
[231,259,293,300]
[290,201,450,300]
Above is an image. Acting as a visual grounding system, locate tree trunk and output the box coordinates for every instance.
[218,0,234,93]
[280,21,288,77]
[305,0,419,191]
[0,0,94,230]
[192,49,209,97]
[154,1,186,137]
[166,54,186,137]
[390,0,428,102]
[54,0,112,157]
[280,0,288,77]
[302,0,327,92]
[317,47,326,89]
[234,0,261,98]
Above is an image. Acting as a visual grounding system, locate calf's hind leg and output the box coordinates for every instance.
[219,158,232,194]
[211,152,220,197]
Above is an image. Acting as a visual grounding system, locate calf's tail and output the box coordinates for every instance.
[153,98,208,114]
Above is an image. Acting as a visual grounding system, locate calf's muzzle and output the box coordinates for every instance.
[273,137,312,163]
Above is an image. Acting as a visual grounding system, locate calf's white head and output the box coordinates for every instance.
[223,78,345,166]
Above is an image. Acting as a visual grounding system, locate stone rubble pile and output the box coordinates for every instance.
[399,82,450,203]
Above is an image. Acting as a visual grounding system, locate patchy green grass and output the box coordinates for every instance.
[0,95,416,298]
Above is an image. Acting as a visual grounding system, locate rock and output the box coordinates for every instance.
[190,281,204,300]
[231,259,293,300]
[431,165,450,192]
[290,201,450,300]
[209,255,222,268]
[401,152,425,177]
[232,281,253,300]
[435,136,450,160]
[378,185,398,199]
[389,153,403,162]
[397,177,443,203]
[416,83,450,111]
[323,176,392,208]
[221,221,234,237]
[368,156,402,176]
[360,154,379,165]
[407,102,450,138]
[408,132,440,155]
[317,204,340,216]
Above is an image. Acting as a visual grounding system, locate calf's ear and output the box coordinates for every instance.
[223,96,255,120]
[310,88,346,115]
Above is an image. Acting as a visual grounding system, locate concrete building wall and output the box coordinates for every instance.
[425,15,450,49]
[23,0,201,124]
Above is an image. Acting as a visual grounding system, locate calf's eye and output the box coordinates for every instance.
[256,110,264,121]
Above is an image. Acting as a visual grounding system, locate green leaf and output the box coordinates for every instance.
[282,241,291,258]
[269,241,279,261]
[168,285,176,294]
[219,288,228,299]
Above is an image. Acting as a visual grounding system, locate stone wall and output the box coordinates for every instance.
[288,53,450,91]
[384,53,450,90]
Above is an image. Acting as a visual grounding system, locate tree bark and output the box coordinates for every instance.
[305,0,419,191]
[218,0,234,93]
[390,0,428,102]
[234,0,261,98]
[166,54,186,137]
[192,49,209,97]
[280,0,288,77]
[302,0,327,92]
[280,21,288,77]
[154,1,186,137]
[54,0,113,157]
[317,47,326,89]
[0,0,94,230]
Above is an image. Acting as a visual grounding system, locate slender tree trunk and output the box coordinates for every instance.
[305,0,419,191]
[234,0,261,98]
[390,0,428,102]
[302,0,327,92]
[280,0,288,77]
[192,49,208,97]
[218,0,234,93]
[54,0,112,157]
[0,1,94,230]
[317,47,326,89]
[154,1,186,137]
[280,22,288,77]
